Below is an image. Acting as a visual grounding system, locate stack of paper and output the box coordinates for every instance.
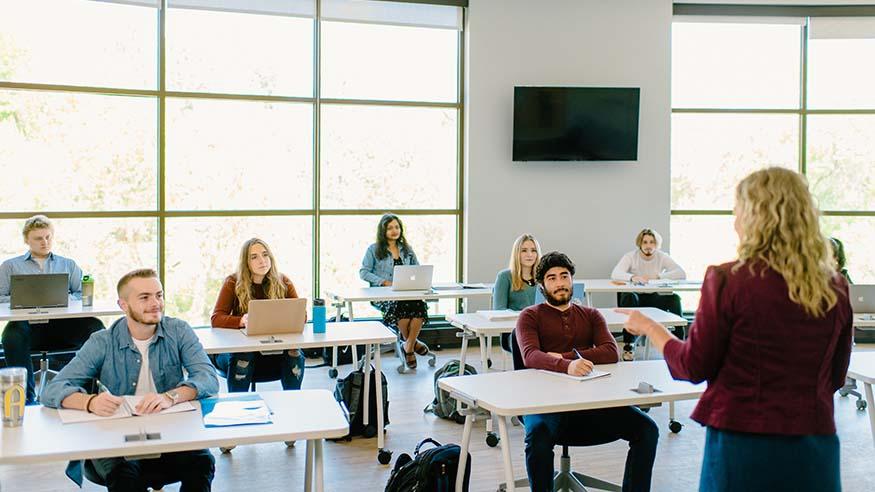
[201,394,272,427]
[476,309,520,321]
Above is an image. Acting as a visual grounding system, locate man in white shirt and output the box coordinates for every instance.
[611,228,686,361]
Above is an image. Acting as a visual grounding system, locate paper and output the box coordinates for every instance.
[201,394,273,427]
[476,309,519,321]
[537,369,611,382]
[57,396,195,424]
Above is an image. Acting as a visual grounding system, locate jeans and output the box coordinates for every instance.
[215,351,305,392]
[523,406,658,492]
[1,317,104,403]
[89,449,215,492]
[617,292,685,344]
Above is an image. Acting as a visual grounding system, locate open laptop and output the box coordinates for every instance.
[534,281,586,305]
[10,273,69,309]
[391,265,434,291]
[849,284,875,314]
[243,298,308,336]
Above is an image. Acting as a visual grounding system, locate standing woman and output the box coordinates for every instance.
[620,167,852,492]
[212,238,305,392]
[360,214,429,369]
[493,234,541,351]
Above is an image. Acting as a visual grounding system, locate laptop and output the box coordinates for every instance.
[10,273,69,309]
[243,298,308,336]
[849,285,875,314]
[391,265,434,291]
[534,281,586,305]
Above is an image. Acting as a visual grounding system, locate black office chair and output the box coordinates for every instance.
[508,330,621,492]
[33,347,79,402]
[82,459,169,491]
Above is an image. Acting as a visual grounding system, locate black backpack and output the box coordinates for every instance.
[333,365,390,437]
[384,438,471,492]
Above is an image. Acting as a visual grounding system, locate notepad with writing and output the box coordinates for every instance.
[201,393,272,427]
[537,369,611,382]
[57,396,196,424]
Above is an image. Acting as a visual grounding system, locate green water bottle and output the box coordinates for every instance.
[81,274,94,307]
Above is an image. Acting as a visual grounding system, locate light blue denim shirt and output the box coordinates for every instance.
[359,242,419,287]
[0,251,83,303]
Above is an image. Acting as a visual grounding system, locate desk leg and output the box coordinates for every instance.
[479,334,489,373]
[457,331,470,414]
[363,344,372,428]
[375,342,386,452]
[314,439,324,492]
[865,382,875,447]
[497,415,516,491]
[347,301,355,321]
[455,413,474,492]
[305,439,314,491]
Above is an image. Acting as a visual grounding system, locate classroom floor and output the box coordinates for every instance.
[3,344,875,492]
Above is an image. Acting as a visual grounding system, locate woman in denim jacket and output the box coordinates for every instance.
[360,214,429,369]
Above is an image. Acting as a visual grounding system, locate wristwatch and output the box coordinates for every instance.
[165,389,180,405]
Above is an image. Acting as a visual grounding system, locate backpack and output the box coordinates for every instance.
[333,365,390,437]
[323,344,367,367]
[424,359,477,423]
[384,438,471,492]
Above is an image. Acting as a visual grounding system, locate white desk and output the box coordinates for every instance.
[0,390,347,492]
[324,284,493,321]
[439,362,705,492]
[195,322,395,462]
[846,351,875,447]
[580,279,703,307]
[0,300,123,322]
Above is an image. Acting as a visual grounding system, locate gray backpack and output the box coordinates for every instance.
[424,359,477,423]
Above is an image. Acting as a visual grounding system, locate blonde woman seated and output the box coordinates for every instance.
[212,238,305,392]
[493,233,541,351]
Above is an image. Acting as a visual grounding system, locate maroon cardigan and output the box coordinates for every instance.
[664,261,852,435]
[516,303,620,373]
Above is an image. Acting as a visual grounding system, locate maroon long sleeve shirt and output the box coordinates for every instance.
[516,303,620,373]
[663,261,853,435]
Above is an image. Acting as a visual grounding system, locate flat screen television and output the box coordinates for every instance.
[513,86,640,161]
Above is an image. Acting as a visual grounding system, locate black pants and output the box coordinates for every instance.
[524,407,659,492]
[617,293,684,345]
[90,449,215,492]
[1,317,104,403]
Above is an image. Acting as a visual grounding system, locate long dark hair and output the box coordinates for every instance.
[375,213,411,260]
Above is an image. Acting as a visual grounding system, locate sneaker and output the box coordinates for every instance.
[622,347,635,362]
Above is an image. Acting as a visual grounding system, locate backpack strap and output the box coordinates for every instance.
[414,438,443,455]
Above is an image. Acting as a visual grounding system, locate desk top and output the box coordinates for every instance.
[195,321,396,354]
[0,390,348,465]
[0,300,123,322]
[447,307,687,336]
[581,278,703,294]
[847,351,875,384]
[325,284,492,303]
[439,361,704,416]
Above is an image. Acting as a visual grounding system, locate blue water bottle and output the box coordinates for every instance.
[313,298,326,334]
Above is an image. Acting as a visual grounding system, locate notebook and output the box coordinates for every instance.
[476,309,520,321]
[57,395,195,424]
[201,393,273,428]
[537,369,611,382]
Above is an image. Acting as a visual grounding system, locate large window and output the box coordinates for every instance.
[0,0,463,326]
[671,16,875,294]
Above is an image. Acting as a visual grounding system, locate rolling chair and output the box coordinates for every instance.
[82,459,168,491]
[33,347,79,402]
[507,330,621,492]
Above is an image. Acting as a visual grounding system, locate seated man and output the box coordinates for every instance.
[42,268,218,492]
[517,252,658,492]
[0,215,104,403]
[611,228,686,360]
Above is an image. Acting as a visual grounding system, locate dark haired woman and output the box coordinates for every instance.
[360,214,429,369]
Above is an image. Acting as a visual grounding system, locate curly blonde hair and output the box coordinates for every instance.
[734,167,837,318]
[234,238,287,313]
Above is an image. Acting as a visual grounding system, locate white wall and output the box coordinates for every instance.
[464,0,673,296]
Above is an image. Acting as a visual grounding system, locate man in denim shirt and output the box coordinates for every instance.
[0,215,103,403]
[42,268,218,491]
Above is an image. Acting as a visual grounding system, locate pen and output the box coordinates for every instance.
[572,348,583,359]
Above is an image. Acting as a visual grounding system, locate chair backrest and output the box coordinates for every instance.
[509,329,526,372]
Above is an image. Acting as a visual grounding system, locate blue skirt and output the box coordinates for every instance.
[700,427,840,492]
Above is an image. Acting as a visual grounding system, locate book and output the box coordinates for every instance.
[537,369,611,382]
[201,393,273,428]
[476,309,520,321]
[57,395,195,424]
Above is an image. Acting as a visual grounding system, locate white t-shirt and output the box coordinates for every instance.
[610,250,686,282]
[132,336,157,396]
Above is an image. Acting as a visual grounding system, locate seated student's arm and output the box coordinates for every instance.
[830,278,854,392]
[662,266,731,384]
[492,271,510,310]
[211,277,243,328]
[659,254,687,280]
[610,253,634,282]
[359,246,384,286]
[42,333,106,409]
[0,260,11,303]
[516,309,570,373]
[175,320,220,399]
[68,260,84,300]
[563,309,619,364]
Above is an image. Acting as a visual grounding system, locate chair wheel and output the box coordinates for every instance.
[362,425,377,439]
[220,446,235,454]
[284,440,296,448]
[428,357,436,367]
[328,368,338,379]
[486,432,500,447]
[669,420,683,434]
[487,358,493,368]
[378,449,392,465]
[396,364,407,374]
[453,413,466,425]
[857,400,868,411]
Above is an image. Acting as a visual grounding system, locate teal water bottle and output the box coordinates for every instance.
[313,298,326,334]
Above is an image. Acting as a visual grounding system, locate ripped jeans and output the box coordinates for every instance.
[215,350,305,392]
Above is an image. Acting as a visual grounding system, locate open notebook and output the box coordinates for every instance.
[537,369,611,382]
[57,395,195,424]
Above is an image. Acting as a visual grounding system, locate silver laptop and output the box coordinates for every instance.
[391,265,434,291]
[849,284,875,313]
[10,273,69,309]
[243,298,308,336]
